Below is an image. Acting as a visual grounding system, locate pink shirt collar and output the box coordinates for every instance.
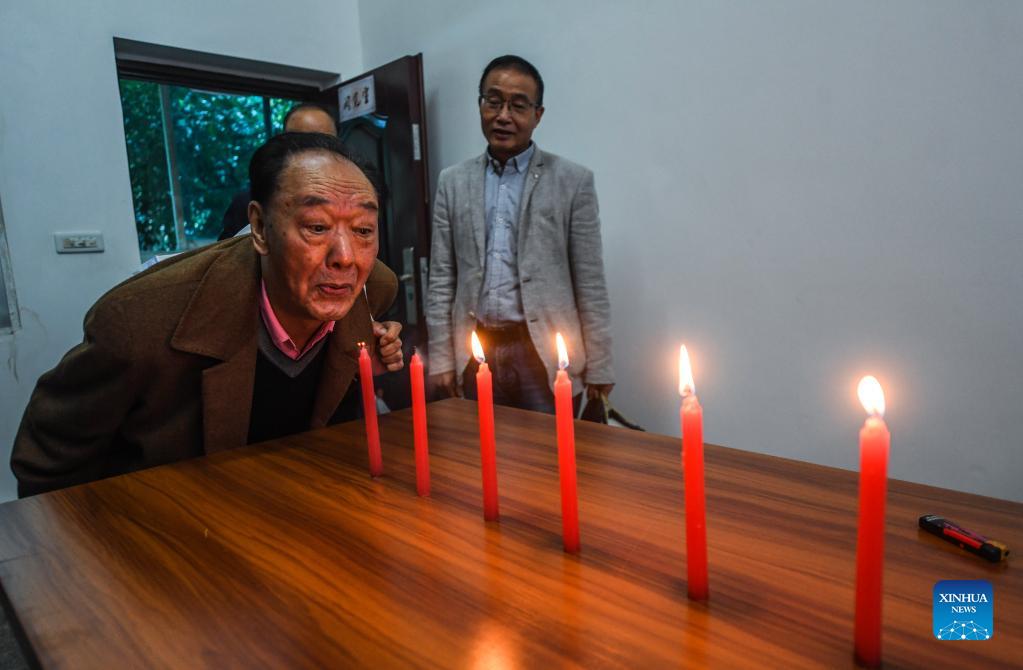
[259,280,334,360]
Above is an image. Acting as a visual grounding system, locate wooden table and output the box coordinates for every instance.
[0,398,1019,668]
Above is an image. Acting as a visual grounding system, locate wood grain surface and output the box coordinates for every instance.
[0,398,1019,668]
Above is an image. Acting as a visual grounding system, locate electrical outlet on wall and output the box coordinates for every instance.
[54,232,104,254]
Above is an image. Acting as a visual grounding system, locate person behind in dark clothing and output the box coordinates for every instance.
[218,103,339,240]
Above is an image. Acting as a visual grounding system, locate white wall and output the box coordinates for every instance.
[0,0,363,501]
[359,1,1023,501]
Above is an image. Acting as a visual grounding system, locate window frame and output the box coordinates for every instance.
[116,59,327,102]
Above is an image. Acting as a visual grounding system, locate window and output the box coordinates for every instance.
[113,39,341,260]
[117,80,296,257]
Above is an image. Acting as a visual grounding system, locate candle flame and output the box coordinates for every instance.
[857,375,886,417]
[556,333,569,370]
[470,331,486,363]
[679,344,695,397]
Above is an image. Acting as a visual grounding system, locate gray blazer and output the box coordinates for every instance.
[426,147,614,395]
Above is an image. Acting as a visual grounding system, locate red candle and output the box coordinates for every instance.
[409,349,430,496]
[854,375,890,667]
[554,333,580,553]
[471,331,499,521]
[358,342,382,477]
[679,345,708,600]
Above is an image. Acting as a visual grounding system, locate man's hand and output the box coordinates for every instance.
[429,371,460,398]
[371,321,403,374]
[586,383,614,400]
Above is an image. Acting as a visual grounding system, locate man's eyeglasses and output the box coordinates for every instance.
[478,95,539,116]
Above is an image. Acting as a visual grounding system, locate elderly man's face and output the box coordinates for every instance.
[252,151,378,337]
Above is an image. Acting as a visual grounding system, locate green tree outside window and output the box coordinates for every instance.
[118,79,294,257]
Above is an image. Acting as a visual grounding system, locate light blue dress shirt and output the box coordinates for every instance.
[478,143,535,327]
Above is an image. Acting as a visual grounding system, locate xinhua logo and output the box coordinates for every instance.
[933,580,993,640]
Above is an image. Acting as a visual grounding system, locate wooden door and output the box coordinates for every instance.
[320,55,431,411]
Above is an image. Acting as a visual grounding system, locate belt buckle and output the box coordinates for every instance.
[479,322,519,333]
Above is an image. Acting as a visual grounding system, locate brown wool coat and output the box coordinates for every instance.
[11,236,397,497]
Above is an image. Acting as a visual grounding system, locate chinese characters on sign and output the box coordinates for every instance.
[339,75,376,122]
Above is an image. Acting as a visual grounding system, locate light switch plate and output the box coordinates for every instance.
[54,231,104,254]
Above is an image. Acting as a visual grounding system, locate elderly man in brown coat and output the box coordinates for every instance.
[12,133,403,497]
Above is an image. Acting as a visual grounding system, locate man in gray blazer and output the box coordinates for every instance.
[426,55,614,412]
